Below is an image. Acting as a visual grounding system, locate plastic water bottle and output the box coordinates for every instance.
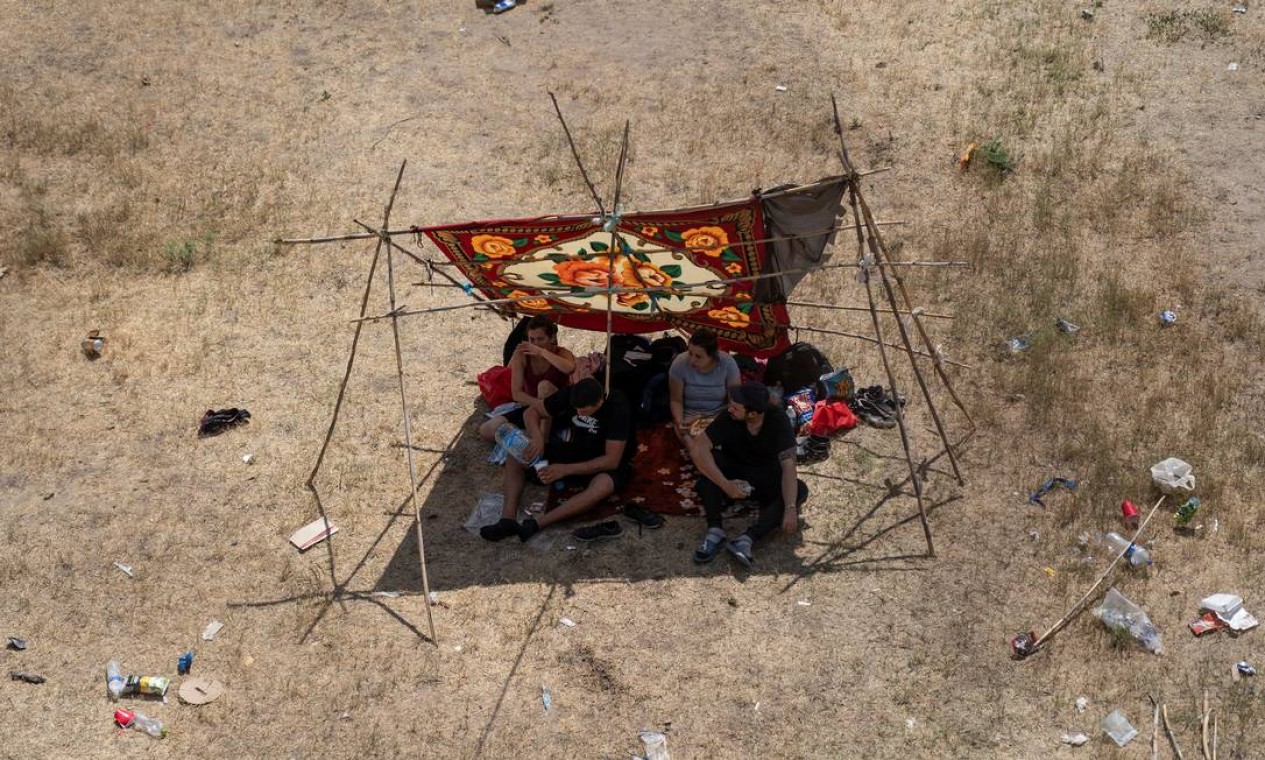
[494,423,540,467]
[114,708,167,739]
[1102,531,1151,566]
[106,660,124,700]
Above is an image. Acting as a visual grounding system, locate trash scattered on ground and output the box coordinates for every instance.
[372,590,400,599]
[1006,333,1033,353]
[9,671,45,684]
[1043,566,1057,577]
[1190,611,1227,636]
[1094,587,1162,654]
[1236,661,1256,677]
[1061,732,1089,746]
[113,562,134,577]
[6,637,26,651]
[1010,630,1038,658]
[957,142,978,170]
[1200,593,1258,632]
[1055,317,1080,335]
[202,620,225,641]
[453,645,463,652]
[290,516,338,550]
[797,600,812,607]
[1101,709,1137,747]
[1080,8,1094,20]
[1175,497,1200,526]
[81,330,105,359]
[558,617,576,628]
[1234,3,1247,13]
[198,408,251,438]
[427,591,440,606]
[1101,531,1152,567]
[540,685,552,711]
[1029,476,1077,506]
[1158,309,1178,326]
[775,84,789,92]
[904,717,916,729]
[0,266,7,279]
[465,492,523,535]
[1075,696,1088,713]
[491,0,516,13]
[1227,62,1239,71]
[639,730,671,759]
[178,651,194,675]
[178,677,224,705]
[1150,457,1194,494]
[114,708,167,738]
[241,452,255,465]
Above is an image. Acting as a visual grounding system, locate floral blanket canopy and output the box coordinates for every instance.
[419,197,794,356]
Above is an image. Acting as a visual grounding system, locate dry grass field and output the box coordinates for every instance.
[2,1,1264,757]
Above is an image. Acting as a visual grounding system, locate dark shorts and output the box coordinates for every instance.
[529,457,632,493]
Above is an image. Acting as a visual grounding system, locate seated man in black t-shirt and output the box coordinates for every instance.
[688,381,809,567]
[480,377,636,543]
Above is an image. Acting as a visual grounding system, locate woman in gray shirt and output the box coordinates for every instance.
[668,328,741,444]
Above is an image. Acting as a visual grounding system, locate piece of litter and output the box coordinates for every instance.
[558,617,576,628]
[1029,476,1077,506]
[905,717,916,729]
[372,591,400,599]
[1075,696,1088,713]
[242,453,254,465]
[428,591,439,605]
[178,677,225,705]
[797,600,811,607]
[1233,3,1247,13]
[775,85,789,92]
[1028,529,1040,542]
[1055,317,1080,335]
[1159,309,1178,326]
[9,671,45,685]
[754,701,760,711]
[7,637,27,651]
[113,562,134,577]
[1061,732,1089,746]
[454,645,463,652]
[202,620,225,641]
[1228,62,1239,71]
[1043,566,1057,577]
[289,516,338,551]
[541,685,552,711]
[1236,661,1256,677]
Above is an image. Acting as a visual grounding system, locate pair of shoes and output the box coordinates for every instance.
[693,527,727,564]
[797,435,831,464]
[622,503,665,529]
[572,520,623,543]
[480,518,520,542]
[849,387,899,429]
[725,534,754,568]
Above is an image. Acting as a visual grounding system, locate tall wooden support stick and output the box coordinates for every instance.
[829,97,964,487]
[549,90,606,218]
[603,121,630,395]
[379,161,438,646]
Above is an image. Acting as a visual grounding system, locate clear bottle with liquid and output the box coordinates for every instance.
[494,423,540,467]
[1102,531,1152,567]
[115,708,167,739]
[106,660,124,700]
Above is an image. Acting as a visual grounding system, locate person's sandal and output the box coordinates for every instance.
[692,528,727,564]
[725,534,754,568]
[622,503,665,529]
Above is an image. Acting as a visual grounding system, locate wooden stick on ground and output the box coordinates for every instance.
[1162,703,1186,760]
[1202,690,1211,760]
[1151,697,1161,760]
[1212,714,1217,760]
[1029,495,1166,652]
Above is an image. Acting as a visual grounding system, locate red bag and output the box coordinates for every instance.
[806,400,857,437]
[477,365,514,408]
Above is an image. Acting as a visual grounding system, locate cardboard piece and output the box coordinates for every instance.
[178,677,225,705]
[289,517,338,551]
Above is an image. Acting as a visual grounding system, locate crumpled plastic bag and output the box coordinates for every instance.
[1094,587,1163,654]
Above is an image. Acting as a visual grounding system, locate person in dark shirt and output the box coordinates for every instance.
[481,377,635,542]
[688,381,808,566]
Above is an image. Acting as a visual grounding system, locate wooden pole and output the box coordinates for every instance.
[549,90,607,218]
[603,121,630,396]
[378,161,438,646]
[1201,690,1211,760]
[1151,697,1161,760]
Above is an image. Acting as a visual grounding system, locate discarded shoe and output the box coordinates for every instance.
[622,503,665,529]
[198,408,252,438]
[572,520,623,543]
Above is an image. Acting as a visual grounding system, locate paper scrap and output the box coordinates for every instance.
[202,620,225,641]
[559,617,576,628]
[112,562,134,577]
[289,517,338,551]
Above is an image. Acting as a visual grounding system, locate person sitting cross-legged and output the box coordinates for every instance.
[480,377,636,543]
[688,380,809,567]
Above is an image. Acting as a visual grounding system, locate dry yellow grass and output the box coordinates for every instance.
[2,1,1263,758]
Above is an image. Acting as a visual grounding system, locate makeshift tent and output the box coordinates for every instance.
[280,98,972,646]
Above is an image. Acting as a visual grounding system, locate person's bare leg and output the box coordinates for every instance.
[479,414,508,442]
[535,474,615,529]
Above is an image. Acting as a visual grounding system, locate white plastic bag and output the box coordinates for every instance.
[1094,587,1163,654]
[1150,457,1194,494]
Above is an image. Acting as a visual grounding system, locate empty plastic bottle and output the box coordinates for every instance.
[106,660,124,701]
[1102,531,1151,567]
[494,423,540,467]
[114,708,167,738]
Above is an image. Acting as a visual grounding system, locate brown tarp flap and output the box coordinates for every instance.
[755,176,848,301]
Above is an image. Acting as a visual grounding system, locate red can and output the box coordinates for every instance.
[114,709,136,728]
[1121,499,1140,527]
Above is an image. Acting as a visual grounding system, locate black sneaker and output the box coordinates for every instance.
[572,520,623,543]
[622,503,665,529]
[480,518,520,542]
